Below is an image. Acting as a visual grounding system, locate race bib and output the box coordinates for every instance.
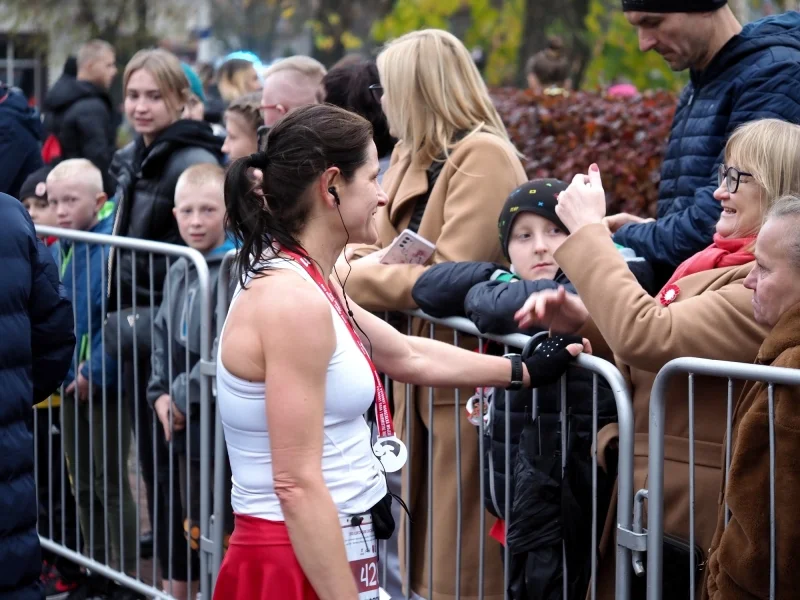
[342,514,379,599]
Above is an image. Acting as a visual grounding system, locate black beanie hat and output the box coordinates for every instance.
[498,178,569,260]
[621,0,727,12]
[19,164,54,202]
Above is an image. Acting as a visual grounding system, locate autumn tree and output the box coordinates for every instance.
[373,0,526,85]
[1,0,194,54]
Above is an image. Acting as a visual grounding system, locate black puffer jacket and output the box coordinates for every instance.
[412,261,575,326]
[108,119,223,310]
[413,261,618,600]
[43,76,117,191]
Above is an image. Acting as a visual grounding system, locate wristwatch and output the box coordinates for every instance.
[504,353,524,391]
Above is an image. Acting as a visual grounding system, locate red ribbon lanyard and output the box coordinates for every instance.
[279,249,395,439]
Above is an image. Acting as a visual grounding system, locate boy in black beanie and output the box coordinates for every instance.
[411,180,621,600]
[412,179,575,334]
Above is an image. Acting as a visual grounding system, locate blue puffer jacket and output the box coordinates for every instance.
[0,88,44,200]
[614,12,800,271]
[61,209,117,392]
[0,193,74,600]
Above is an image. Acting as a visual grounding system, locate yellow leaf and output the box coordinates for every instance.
[281,6,295,19]
[341,30,363,50]
[327,12,341,26]
[315,34,335,51]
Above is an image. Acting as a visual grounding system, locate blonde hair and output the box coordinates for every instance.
[225,92,264,134]
[263,56,327,104]
[77,40,114,69]
[123,49,189,116]
[47,158,103,194]
[263,55,327,82]
[217,59,258,103]
[377,29,516,165]
[725,119,800,222]
[174,164,226,204]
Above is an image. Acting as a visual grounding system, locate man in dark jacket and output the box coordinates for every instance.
[0,192,75,600]
[606,2,800,284]
[0,85,44,199]
[42,40,118,191]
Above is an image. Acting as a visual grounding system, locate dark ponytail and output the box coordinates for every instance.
[224,103,373,288]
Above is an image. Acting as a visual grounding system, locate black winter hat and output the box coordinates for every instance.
[498,178,569,260]
[19,164,54,202]
[621,0,727,12]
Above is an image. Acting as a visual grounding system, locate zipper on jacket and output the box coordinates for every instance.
[79,333,89,363]
[674,87,700,179]
[107,189,125,297]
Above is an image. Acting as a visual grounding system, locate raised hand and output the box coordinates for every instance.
[515,286,590,334]
[555,163,607,233]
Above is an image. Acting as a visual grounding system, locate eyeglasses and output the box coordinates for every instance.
[718,164,753,194]
[368,84,383,102]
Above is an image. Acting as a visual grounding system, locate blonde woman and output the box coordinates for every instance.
[108,48,224,598]
[343,28,527,600]
[516,118,800,598]
[217,58,262,104]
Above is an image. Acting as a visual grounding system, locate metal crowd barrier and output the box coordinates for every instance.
[34,225,217,600]
[51,234,797,600]
[39,234,639,600]
[638,357,800,600]
[382,311,635,600]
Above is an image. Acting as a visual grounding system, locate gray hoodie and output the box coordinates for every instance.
[146,242,235,421]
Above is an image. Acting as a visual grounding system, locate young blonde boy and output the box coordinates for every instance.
[146,163,235,595]
[46,159,138,572]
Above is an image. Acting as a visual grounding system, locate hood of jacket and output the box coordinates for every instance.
[0,88,43,141]
[757,302,800,363]
[43,76,112,113]
[696,12,800,85]
[139,119,224,178]
[160,237,236,357]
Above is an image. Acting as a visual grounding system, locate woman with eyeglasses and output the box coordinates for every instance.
[340,28,527,600]
[514,118,800,598]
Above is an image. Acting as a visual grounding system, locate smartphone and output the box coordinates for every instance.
[379,229,436,265]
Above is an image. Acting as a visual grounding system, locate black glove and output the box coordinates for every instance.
[521,334,583,388]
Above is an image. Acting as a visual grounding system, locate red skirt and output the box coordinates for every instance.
[213,514,319,600]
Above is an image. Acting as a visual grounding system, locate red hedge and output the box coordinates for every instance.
[491,88,678,218]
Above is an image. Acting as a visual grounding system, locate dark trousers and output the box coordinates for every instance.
[124,355,199,581]
[35,403,84,580]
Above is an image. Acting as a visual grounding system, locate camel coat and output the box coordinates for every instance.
[704,303,800,600]
[345,133,527,600]
[553,224,769,599]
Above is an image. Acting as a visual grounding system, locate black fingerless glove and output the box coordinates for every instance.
[521,334,583,388]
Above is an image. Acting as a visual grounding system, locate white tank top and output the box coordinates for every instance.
[216,257,387,520]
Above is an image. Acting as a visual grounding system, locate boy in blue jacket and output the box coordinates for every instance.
[47,159,138,575]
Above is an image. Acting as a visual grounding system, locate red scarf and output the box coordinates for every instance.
[660,233,756,294]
